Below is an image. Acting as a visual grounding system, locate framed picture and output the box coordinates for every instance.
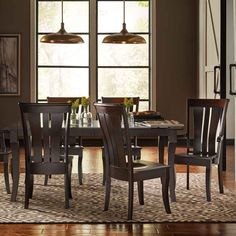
[0,34,21,96]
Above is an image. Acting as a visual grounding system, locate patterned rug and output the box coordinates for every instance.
[0,173,236,223]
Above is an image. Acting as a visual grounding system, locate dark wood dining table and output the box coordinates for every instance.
[5,120,183,203]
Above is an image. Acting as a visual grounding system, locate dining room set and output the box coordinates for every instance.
[0,96,229,220]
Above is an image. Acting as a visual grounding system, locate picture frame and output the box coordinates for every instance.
[0,34,21,96]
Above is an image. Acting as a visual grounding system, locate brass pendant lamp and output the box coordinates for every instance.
[102,0,146,44]
[40,0,84,44]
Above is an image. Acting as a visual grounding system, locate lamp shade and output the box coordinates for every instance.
[102,23,146,44]
[40,23,84,44]
[40,0,84,44]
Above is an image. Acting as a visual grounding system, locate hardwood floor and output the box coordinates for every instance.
[0,145,235,235]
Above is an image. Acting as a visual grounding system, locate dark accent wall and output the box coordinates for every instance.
[0,0,30,127]
[156,0,198,129]
[0,0,198,129]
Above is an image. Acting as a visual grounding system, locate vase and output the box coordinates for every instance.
[125,107,134,127]
[80,106,92,125]
[71,110,77,125]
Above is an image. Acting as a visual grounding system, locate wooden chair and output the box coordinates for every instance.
[94,103,171,220]
[47,97,84,185]
[0,130,11,194]
[101,97,142,185]
[19,102,72,209]
[174,98,229,201]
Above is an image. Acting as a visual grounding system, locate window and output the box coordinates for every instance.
[36,0,151,110]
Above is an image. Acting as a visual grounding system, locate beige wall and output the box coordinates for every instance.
[0,0,198,128]
[156,0,198,127]
[0,0,30,127]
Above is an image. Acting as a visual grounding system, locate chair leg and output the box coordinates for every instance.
[187,164,190,190]
[128,181,134,220]
[29,174,34,199]
[44,174,52,186]
[44,175,49,186]
[161,169,171,214]
[3,157,11,194]
[104,177,111,211]
[78,155,83,185]
[24,173,31,209]
[102,150,106,186]
[68,161,73,199]
[218,162,224,194]
[64,174,70,209]
[206,166,212,201]
[137,181,144,205]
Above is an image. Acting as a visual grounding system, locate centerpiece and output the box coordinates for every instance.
[124,97,134,126]
[80,96,92,125]
[70,98,81,125]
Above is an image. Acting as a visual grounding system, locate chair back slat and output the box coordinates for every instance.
[94,103,132,169]
[192,107,203,154]
[101,97,140,112]
[187,99,229,161]
[201,107,210,155]
[208,108,221,155]
[28,113,42,163]
[19,103,71,166]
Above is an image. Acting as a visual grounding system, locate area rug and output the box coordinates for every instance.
[0,173,236,223]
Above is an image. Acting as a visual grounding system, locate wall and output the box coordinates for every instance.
[0,0,198,129]
[156,0,198,128]
[0,0,30,127]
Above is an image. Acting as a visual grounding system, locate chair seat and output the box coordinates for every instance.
[175,153,217,166]
[133,160,169,181]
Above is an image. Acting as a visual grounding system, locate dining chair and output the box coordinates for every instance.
[101,97,142,185]
[47,97,84,185]
[94,102,171,220]
[0,129,11,194]
[174,98,229,201]
[19,102,72,209]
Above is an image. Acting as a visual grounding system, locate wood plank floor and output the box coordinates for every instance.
[0,145,235,235]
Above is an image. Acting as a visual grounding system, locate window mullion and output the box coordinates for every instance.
[90,0,97,115]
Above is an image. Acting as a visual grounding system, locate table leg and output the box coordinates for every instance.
[10,130,19,202]
[158,136,165,164]
[168,134,177,202]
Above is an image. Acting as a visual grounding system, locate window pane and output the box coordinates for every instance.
[38,35,89,66]
[139,101,149,111]
[98,35,148,66]
[98,68,149,99]
[98,1,149,33]
[38,68,89,100]
[38,1,89,33]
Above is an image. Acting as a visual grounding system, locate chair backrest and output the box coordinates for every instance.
[94,103,133,172]
[101,97,140,112]
[19,103,71,166]
[187,99,229,162]
[47,97,89,113]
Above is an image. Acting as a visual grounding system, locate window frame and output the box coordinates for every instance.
[32,0,156,111]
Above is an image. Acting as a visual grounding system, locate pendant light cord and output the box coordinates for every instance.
[123,0,126,24]
[61,0,64,23]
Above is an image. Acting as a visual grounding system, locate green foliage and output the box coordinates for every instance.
[81,96,90,107]
[124,98,134,108]
[138,1,149,8]
[70,98,81,113]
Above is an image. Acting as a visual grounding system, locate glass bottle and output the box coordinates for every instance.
[80,106,92,125]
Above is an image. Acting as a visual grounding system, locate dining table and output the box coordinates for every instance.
[5,119,184,203]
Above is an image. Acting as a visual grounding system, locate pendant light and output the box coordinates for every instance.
[40,0,84,44]
[102,0,146,44]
